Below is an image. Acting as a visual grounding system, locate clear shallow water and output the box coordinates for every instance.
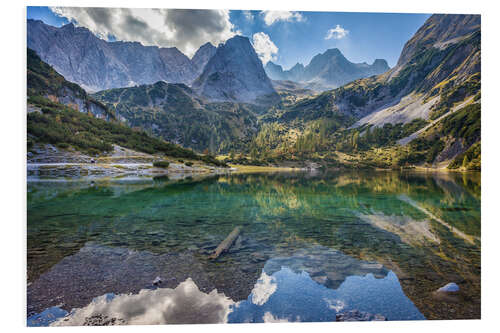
[27,171,481,325]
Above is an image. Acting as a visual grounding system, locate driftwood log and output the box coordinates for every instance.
[209,226,241,259]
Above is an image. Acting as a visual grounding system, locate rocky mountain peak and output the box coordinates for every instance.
[290,63,305,71]
[396,14,481,68]
[371,59,390,72]
[27,19,201,91]
[323,48,343,57]
[192,35,278,105]
[191,42,217,75]
[61,22,75,29]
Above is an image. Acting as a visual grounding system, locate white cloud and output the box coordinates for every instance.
[252,32,279,65]
[50,7,237,57]
[261,10,304,26]
[325,25,349,40]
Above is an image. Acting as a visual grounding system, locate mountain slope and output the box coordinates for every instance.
[192,36,279,105]
[250,14,480,169]
[27,19,199,91]
[92,81,262,153]
[28,48,113,120]
[27,49,225,166]
[279,14,480,126]
[265,48,390,91]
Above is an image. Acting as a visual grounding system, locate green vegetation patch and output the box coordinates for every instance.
[27,96,227,167]
[92,84,259,155]
[448,142,481,170]
[27,48,86,99]
[430,73,481,120]
[153,161,170,168]
[439,103,480,145]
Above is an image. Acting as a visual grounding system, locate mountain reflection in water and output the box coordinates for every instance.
[27,171,480,324]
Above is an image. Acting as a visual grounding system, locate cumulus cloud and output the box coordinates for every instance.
[50,7,237,57]
[51,278,235,326]
[325,25,349,40]
[252,32,279,65]
[261,10,304,26]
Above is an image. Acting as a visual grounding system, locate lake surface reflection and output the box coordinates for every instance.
[27,171,481,325]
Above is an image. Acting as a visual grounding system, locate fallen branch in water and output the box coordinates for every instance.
[209,226,241,259]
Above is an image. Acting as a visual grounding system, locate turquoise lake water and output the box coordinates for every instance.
[27,170,481,325]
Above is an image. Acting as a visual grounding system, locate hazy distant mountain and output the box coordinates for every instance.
[265,48,389,91]
[27,19,200,91]
[192,36,279,105]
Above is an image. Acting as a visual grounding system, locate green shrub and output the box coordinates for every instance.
[440,103,480,145]
[184,161,193,167]
[153,161,170,168]
[87,148,101,156]
[426,139,445,163]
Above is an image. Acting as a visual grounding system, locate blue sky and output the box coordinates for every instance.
[230,10,430,68]
[27,7,430,68]
[28,7,69,27]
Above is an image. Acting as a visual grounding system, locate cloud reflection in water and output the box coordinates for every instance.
[36,246,424,326]
[52,278,234,326]
[251,272,277,306]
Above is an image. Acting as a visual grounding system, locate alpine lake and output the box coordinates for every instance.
[26,170,481,325]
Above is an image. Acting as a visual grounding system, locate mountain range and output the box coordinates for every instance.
[28,19,279,105]
[259,14,480,169]
[27,19,386,102]
[27,46,228,166]
[27,14,481,170]
[265,49,390,91]
[27,19,212,92]
[275,14,480,124]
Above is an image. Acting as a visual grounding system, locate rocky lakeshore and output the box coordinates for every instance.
[27,143,235,180]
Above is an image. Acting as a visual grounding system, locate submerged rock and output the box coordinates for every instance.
[152,276,162,286]
[437,282,460,293]
[336,310,387,321]
[432,282,461,302]
[83,314,125,326]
